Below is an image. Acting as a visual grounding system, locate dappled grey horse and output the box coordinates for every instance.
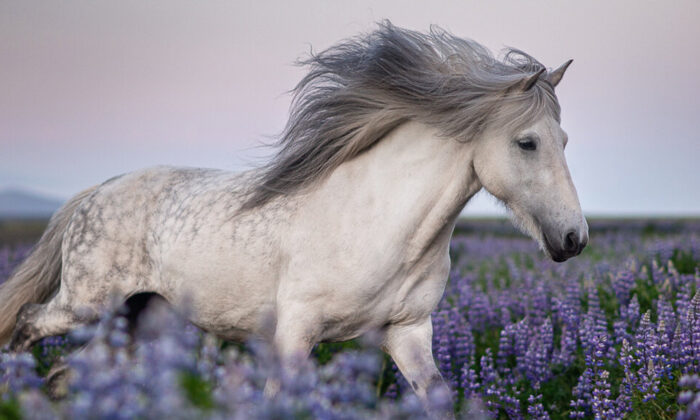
[0,22,587,412]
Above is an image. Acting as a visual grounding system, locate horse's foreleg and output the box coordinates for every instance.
[263,314,315,398]
[383,317,454,419]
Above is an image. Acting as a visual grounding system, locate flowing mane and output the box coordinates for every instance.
[243,21,561,209]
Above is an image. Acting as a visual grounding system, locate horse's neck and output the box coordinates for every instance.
[306,121,482,260]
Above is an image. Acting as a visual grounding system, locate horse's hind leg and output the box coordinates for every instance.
[9,290,105,352]
[9,302,91,353]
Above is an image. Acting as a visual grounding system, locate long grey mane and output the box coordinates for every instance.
[242,21,560,209]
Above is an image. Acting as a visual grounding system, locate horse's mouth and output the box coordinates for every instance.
[543,233,571,263]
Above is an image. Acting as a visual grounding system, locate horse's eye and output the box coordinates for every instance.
[518,138,537,151]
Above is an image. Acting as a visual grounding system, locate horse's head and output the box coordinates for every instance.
[473,60,588,262]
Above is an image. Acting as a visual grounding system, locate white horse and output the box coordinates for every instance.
[0,22,587,411]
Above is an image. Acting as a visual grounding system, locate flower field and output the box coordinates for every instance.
[1,219,699,419]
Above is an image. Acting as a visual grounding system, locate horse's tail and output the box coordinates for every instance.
[0,185,98,347]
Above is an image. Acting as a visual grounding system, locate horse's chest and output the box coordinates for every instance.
[306,251,451,342]
[387,254,451,322]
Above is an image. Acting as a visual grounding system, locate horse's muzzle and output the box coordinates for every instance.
[544,229,588,262]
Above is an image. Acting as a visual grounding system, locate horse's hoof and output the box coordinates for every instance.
[45,363,72,400]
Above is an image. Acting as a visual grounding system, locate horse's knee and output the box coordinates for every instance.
[426,372,447,392]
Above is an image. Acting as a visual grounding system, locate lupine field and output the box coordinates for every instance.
[1,219,699,419]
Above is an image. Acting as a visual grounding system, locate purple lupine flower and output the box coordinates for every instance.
[452,322,475,373]
[479,348,501,416]
[677,321,695,375]
[512,318,531,378]
[579,286,609,354]
[677,374,700,420]
[556,324,579,368]
[435,334,456,391]
[561,281,582,329]
[613,318,630,345]
[675,292,700,375]
[676,282,693,325]
[496,324,514,374]
[692,316,700,373]
[555,282,582,367]
[197,333,221,381]
[499,306,512,329]
[569,372,591,418]
[613,270,636,306]
[500,391,522,420]
[626,294,641,327]
[670,323,683,369]
[655,320,673,380]
[650,260,666,285]
[0,352,43,397]
[570,334,604,420]
[633,310,652,361]
[468,291,494,333]
[591,368,615,419]
[527,393,550,420]
[525,318,553,385]
[657,296,676,341]
[384,383,398,400]
[529,282,549,327]
[432,309,448,337]
[460,363,479,401]
[633,311,662,403]
[38,335,69,359]
[615,339,635,418]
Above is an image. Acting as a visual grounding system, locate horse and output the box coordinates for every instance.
[0,21,587,413]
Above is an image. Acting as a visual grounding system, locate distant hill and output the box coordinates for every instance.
[0,189,64,219]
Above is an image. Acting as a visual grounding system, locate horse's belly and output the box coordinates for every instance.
[160,251,278,340]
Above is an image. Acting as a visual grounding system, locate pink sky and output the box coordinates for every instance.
[1,1,699,215]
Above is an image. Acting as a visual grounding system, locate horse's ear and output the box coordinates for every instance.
[519,68,545,91]
[545,59,573,87]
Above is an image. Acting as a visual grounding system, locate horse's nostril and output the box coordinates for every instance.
[564,231,578,253]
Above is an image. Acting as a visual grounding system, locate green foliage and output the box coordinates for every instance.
[313,340,362,365]
[375,355,395,397]
[180,372,215,410]
[627,373,681,420]
[472,329,501,369]
[671,249,698,275]
[537,356,587,419]
[634,271,660,318]
[0,398,22,420]
[31,338,68,378]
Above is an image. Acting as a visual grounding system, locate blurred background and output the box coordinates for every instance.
[1,0,699,220]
